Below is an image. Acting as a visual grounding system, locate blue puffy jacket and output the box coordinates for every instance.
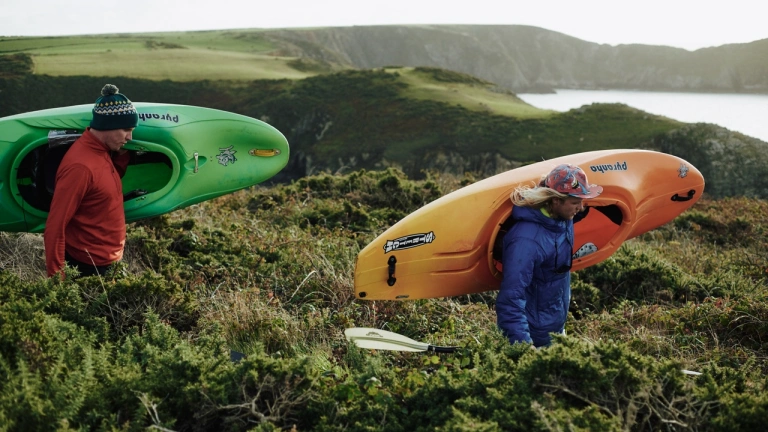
[496,205,573,347]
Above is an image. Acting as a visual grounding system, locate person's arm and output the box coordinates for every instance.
[111,150,130,178]
[496,234,539,345]
[44,164,91,278]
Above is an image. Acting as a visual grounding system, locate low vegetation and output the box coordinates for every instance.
[0,169,766,430]
[0,53,32,77]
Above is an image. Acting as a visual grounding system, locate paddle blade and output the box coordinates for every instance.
[344,328,429,352]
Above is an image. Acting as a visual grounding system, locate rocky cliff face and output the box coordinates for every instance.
[264,25,768,93]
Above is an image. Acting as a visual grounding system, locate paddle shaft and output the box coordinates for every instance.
[428,345,457,353]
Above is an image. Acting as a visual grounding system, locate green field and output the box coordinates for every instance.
[33,49,317,81]
[0,30,276,54]
[1,30,321,81]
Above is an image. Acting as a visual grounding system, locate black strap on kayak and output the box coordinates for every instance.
[387,256,397,286]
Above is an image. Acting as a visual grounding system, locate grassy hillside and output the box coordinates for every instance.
[0,31,330,81]
[0,31,276,54]
[0,169,766,430]
[35,49,319,81]
[390,67,553,118]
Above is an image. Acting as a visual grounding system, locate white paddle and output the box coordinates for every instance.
[344,328,458,353]
[345,329,706,375]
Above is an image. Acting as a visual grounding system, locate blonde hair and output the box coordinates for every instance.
[510,179,568,207]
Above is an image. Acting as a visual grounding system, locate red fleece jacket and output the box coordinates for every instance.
[44,129,130,277]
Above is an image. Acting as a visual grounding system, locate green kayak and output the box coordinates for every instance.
[0,103,289,233]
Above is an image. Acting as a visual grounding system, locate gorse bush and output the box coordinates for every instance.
[0,270,322,430]
[574,244,709,309]
[310,336,719,431]
[0,169,767,430]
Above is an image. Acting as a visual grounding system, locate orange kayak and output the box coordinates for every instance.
[354,149,705,300]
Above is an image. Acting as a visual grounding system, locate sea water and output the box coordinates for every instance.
[517,89,768,143]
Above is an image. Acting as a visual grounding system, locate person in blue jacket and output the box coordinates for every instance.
[497,164,603,347]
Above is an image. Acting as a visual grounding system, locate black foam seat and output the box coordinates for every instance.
[44,145,72,195]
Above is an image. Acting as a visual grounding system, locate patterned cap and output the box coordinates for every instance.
[544,164,603,198]
[90,84,139,130]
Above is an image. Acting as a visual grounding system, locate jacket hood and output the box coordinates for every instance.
[512,205,568,233]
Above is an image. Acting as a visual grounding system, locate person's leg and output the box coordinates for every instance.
[64,251,111,277]
[530,331,552,348]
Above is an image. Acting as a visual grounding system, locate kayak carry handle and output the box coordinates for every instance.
[387,255,397,286]
[671,190,696,202]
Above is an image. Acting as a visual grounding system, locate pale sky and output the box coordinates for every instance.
[2,0,765,51]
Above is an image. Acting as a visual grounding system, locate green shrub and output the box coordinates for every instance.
[575,244,707,308]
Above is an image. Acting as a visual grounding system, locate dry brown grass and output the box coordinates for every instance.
[0,231,148,281]
[0,232,46,280]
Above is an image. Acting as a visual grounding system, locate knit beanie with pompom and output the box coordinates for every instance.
[90,84,139,130]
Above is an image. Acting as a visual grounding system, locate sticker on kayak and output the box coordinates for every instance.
[384,231,435,254]
[573,242,598,258]
[217,145,237,166]
[678,163,689,178]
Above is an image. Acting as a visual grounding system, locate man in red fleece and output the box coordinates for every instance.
[44,84,139,278]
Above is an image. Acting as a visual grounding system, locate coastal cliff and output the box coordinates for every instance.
[263,25,768,93]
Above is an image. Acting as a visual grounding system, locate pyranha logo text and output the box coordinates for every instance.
[138,112,179,123]
[384,231,435,253]
[590,161,628,174]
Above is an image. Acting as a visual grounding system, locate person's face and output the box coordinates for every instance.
[101,128,134,151]
[550,196,584,220]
